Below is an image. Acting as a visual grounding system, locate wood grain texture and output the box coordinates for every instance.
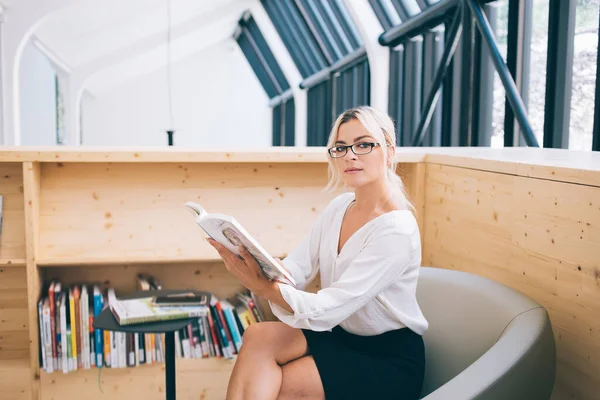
[0,267,29,360]
[40,357,235,400]
[23,162,42,399]
[37,162,338,265]
[43,262,248,303]
[0,147,598,400]
[398,162,426,247]
[424,147,600,186]
[423,163,600,400]
[0,163,26,260]
[1,146,598,184]
[0,146,426,164]
[0,359,31,400]
[0,147,330,163]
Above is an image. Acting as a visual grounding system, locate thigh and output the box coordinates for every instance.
[241,321,308,365]
[278,356,325,400]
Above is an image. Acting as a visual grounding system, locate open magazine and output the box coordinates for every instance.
[109,293,209,326]
[184,202,297,288]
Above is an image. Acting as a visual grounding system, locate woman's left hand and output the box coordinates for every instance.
[207,238,273,296]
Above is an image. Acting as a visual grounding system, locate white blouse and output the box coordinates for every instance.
[269,192,429,336]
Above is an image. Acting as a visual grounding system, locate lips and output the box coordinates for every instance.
[345,167,363,172]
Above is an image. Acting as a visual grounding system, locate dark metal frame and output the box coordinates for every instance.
[474,2,497,147]
[235,12,295,146]
[379,0,459,47]
[422,26,445,146]
[261,0,326,77]
[543,0,576,149]
[378,0,540,147]
[327,0,362,50]
[502,0,533,147]
[300,48,367,89]
[391,0,411,21]
[369,0,394,31]
[262,0,368,146]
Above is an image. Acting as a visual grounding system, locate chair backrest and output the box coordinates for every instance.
[415,267,542,397]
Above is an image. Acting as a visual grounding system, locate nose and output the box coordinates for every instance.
[344,150,357,160]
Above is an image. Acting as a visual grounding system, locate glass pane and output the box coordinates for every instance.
[526,0,549,147]
[381,0,403,24]
[491,0,508,148]
[401,0,421,16]
[569,0,599,150]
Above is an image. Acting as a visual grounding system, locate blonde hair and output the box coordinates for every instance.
[324,106,414,212]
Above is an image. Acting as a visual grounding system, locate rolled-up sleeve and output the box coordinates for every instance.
[270,231,418,331]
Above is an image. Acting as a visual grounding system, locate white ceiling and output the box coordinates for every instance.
[32,0,252,91]
[86,16,238,94]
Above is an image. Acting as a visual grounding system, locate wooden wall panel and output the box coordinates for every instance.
[423,163,600,400]
[38,162,338,264]
[23,162,42,399]
[40,358,235,400]
[0,163,26,261]
[0,359,31,400]
[398,163,426,245]
[0,267,29,360]
[43,262,247,304]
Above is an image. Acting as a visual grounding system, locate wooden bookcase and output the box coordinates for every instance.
[1,147,599,399]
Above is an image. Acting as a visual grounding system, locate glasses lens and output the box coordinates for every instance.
[352,143,373,155]
[329,146,346,158]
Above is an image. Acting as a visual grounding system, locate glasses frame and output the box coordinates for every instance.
[328,142,382,158]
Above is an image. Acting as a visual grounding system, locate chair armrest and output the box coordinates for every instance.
[422,307,556,400]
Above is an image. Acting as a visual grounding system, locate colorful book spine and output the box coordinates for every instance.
[68,287,78,371]
[93,286,104,367]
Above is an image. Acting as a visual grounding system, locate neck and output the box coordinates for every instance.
[353,178,395,213]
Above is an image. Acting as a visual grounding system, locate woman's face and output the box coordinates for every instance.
[331,119,387,190]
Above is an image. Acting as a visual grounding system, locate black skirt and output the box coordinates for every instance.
[302,326,425,400]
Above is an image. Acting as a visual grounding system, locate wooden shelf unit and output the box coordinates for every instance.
[39,357,237,400]
[1,147,599,400]
[0,258,26,267]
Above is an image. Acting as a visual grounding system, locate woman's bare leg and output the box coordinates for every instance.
[226,322,310,400]
[277,355,325,400]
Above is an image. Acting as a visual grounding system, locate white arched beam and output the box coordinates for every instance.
[1,0,84,145]
[343,0,389,113]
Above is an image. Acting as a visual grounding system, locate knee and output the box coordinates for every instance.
[241,323,278,351]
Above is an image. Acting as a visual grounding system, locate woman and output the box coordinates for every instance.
[208,106,428,400]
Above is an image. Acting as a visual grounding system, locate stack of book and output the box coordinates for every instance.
[173,291,264,360]
[37,274,266,374]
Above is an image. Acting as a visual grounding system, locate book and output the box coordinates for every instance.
[38,274,268,373]
[109,296,210,326]
[184,201,296,287]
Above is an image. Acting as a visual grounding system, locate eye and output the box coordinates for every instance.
[356,142,371,149]
[334,146,346,152]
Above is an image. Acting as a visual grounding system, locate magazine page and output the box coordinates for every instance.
[198,215,296,287]
[111,297,209,325]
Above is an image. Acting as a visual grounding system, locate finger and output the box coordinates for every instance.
[207,238,226,253]
[209,240,238,261]
[238,246,255,266]
[239,247,264,277]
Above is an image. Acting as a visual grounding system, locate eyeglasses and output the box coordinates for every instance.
[328,142,381,158]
